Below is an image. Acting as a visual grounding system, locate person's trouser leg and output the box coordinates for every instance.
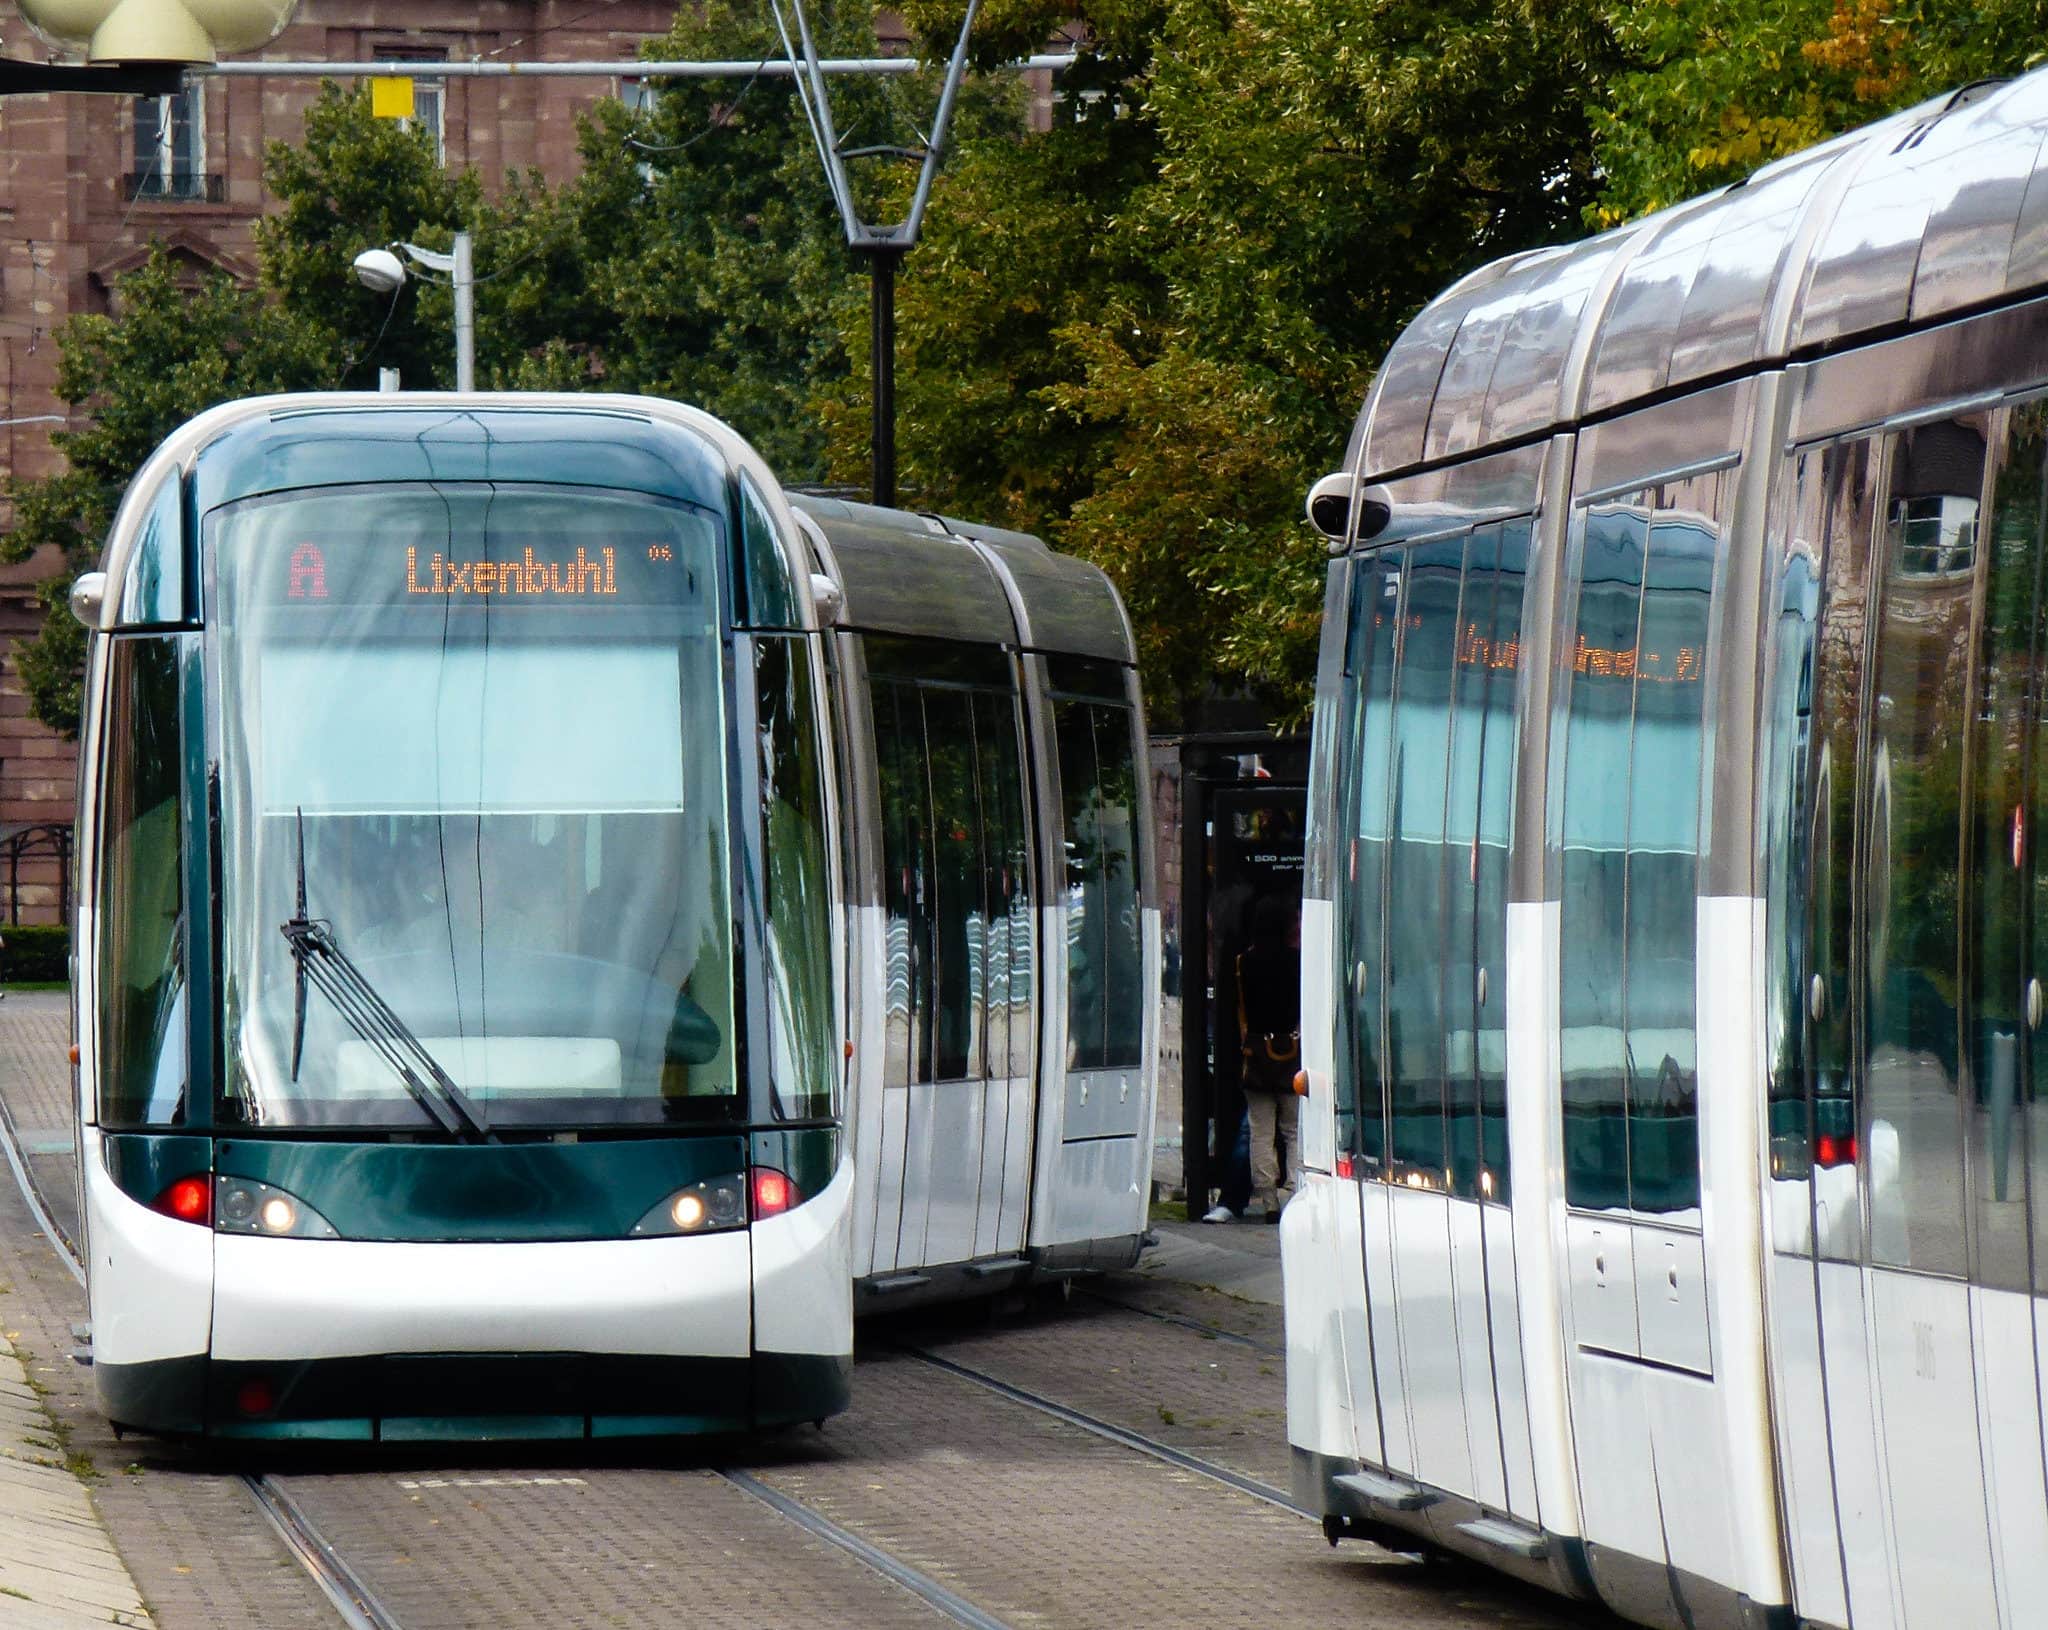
[1274,1090,1298,1203]
[1247,1091,1280,1207]
[1215,1077,1252,1215]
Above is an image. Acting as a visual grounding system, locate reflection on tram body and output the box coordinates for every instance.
[77,394,1157,1443]
[1286,63,2048,1630]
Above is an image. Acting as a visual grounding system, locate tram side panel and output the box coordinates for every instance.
[83,628,214,1430]
[1030,655,1154,1264]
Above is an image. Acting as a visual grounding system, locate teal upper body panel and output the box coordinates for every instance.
[191,405,731,517]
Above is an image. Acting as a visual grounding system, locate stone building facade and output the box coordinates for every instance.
[0,0,677,924]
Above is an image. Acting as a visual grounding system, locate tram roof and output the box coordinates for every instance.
[790,494,1136,665]
[1349,67,2048,485]
[189,402,730,514]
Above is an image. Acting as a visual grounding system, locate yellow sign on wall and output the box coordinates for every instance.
[369,76,415,120]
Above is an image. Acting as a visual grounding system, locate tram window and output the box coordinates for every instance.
[1560,504,1645,1213]
[1864,417,1984,1276]
[1807,439,1881,1262]
[1054,697,1144,1071]
[973,690,1034,1081]
[869,643,1032,1084]
[873,680,932,1085]
[1625,513,1712,1219]
[1762,452,1825,1219]
[1558,474,1722,1219]
[739,475,800,630]
[1341,554,1401,1168]
[1443,538,1489,1196]
[115,475,187,627]
[757,636,837,1120]
[2022,411,2048,1303]
[1045,655,1130,702]
[97,637,187,1128]
[1385,538,1461,1180]
[926,686,981,1082]
[210,483,741,1131]
[1472,521,1528,1201]
[1967,403,2044,1292]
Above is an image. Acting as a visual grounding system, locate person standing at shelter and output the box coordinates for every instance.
[1234,895,1301,1220]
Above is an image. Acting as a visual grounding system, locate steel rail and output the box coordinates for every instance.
[1073,1285,1283,1356]
[243,1474,409,1630]
[718,1468,1015,1630]
[0,1044,410,1630]
[903,1346,1312,1519]
[0,1067,81,1285]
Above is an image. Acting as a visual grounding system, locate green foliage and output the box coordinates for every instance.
[20,0,2048,737]
[1592,0,2048,226]
[1,923,70,983]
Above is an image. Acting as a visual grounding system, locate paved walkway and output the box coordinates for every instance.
[0,991,154,1628]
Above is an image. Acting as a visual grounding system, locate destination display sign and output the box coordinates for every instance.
[247,525,707,611]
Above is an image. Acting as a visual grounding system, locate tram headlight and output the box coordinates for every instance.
[211,1176,340,1240]
[632,1173,750,1237]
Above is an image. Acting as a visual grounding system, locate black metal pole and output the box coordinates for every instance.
[866,247,900,509]
[1180,763,1210,1218]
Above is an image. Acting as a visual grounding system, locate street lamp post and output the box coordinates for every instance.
[350,231,475,391]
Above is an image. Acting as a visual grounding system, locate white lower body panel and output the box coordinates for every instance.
[212,1229,753,1361]
[753,1159,855,1356]
[84,1146,212,1366]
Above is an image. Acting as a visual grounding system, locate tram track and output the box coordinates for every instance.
[1074,1282,1284,1356]
[901,1344,1311,1519]
[718,1468,1014,1630]
[0,1077,414,1630]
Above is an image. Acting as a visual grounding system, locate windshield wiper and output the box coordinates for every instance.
[279,813,491,1142]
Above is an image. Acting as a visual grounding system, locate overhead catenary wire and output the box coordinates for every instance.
[196,53,1078,80]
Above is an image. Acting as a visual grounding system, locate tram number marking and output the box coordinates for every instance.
[396,1476,589,1490]
[1913,1320,1937,1381]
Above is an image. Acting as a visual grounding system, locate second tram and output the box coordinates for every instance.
[1288,64,2048,1630]
[69,392,1154,1442]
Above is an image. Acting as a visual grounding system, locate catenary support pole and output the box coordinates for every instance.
[867,247,900,509]
[453,231,475,392]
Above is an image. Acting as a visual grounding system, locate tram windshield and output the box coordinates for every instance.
[211,482,737,1131]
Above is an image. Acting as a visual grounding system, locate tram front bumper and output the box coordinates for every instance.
[182,1230,764,1439]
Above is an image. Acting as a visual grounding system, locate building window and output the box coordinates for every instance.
[376,50,447,165]
[130,85,212,201]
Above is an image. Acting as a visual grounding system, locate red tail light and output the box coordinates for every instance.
[750,1167,797,1219]
[1335,1153,1355,1180]
[1816,1133,1858,1168]
[236,1378,276,1417]
[153,1175,212,1226]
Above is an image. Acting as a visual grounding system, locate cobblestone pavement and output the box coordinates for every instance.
[0,991,1598,1628]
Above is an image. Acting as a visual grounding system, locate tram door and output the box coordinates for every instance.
[1340,524,1538,1521]
[1548,468,1730,1623]
[864,642,1037,1274]
[1772,415,2024,1629]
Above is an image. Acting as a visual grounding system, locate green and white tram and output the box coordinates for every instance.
[71,393,1154,1442]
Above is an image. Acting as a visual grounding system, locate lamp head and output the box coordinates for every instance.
[351,247,407,296]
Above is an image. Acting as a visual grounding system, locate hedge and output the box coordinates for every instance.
[1,924,69,983]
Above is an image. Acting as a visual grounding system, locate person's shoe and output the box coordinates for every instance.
[1201,1204,1236,1224]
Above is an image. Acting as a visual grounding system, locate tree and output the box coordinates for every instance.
[841,0,1618,722]
[3,253,328,733]
[5,85,454,736]
[1592,0,2048,226]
